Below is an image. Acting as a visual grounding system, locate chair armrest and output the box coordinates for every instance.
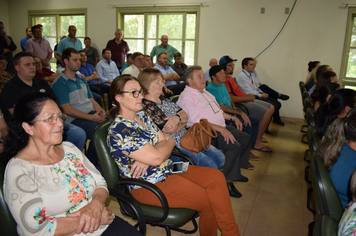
[109,187,146,235]
[114,178,169,223]
[171,146,196,165]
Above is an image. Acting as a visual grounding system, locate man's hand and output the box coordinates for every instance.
[130,161,149,178]
[100,207,114,225]
[220,127,236,145]
[261,93,269,98]
[246,94,255,102]
[163,85,173,95]
[91,112,106,123]
[232,116,243,130]
[238,113,251,127]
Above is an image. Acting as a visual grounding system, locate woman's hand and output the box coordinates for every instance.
[100,207,115,225]
[67,199,104,234]
[162,116,180,133]
[130,161,149,178]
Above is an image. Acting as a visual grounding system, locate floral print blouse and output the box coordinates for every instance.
[339,201,356,236]
[108,111,173,191]
[3,142,108,236]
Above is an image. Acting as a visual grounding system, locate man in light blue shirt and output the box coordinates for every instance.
[204,58,218,83]
[95,48,120,84]
[154,52,185,96]
[20,27,32,51]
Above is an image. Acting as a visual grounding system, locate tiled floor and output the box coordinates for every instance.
[106,118,314,236]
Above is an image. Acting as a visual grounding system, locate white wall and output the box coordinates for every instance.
[3,0,355,118]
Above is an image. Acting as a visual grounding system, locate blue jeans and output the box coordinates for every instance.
[170,145,225,169]
[227,115,259,148]
[71,111,108,163]
[63,123,86,151]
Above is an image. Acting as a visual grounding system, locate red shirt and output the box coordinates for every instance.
[35,67,54,79]
[224,75,246,97]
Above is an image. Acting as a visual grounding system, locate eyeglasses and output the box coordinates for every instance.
[35,113,66,125]
[120,89,144,98]
[153,79,165,84]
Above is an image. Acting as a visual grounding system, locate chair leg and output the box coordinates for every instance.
[308,221,315,236]
[305,165,311,183]
[301,124,308,133]
[301,133,308,144]
[307,187,316,214]
[165,226,171,236]
[304,149,310,162]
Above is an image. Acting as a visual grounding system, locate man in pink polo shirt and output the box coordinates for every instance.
[177,65,251,198]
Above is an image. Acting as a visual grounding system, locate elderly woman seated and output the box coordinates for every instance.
[3,92,142,236]
[107,75,241,236]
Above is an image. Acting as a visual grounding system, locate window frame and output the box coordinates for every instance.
[116,6,200,65]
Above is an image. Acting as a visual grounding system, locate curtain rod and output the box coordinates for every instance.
[108,2,208,8]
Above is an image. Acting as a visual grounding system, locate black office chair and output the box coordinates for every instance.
[93,121,198,236]
[0,162,18,236]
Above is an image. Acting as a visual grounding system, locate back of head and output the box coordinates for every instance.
[4,92,56,163]
[109,75,141,121]
[315,65,331,82]
[316,88,356,138]
[308,61,320,72]
[320,108,356,171]
[311,71,337,103]
[317,83,340,107]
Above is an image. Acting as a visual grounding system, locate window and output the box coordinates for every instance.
[341,8,356,88]
[28,9,87,70]
[117,6,200,65]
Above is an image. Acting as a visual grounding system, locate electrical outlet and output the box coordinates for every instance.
[261,7,265,14]
[285,7,290,14]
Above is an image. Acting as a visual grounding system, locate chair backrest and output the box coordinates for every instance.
[169,95,180,103]
[310,153,343,221]
[306,107,316,127]
[313,214,338,236]
[307,126,320,154]
[93,121,120,189]
[0,162,18,235]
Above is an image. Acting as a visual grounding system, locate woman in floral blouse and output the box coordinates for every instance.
[3,92,142,236]
[0,54,14,92]
[108,75,241,236]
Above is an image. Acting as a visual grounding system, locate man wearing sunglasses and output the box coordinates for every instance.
[52,47,107,165]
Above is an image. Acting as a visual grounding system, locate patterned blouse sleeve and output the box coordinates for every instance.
[142,98,167,130]
[3,160,58,236]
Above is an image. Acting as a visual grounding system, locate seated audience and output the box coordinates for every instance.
[316,89,356,138]
[1,52,86,152]
[207,65,271,153]
[310,71,338,108]
[138,67,225,169]
[220,55,274,140]
[20,27,32,51]
[96,48,120,85]
[122,52,144,77]
[170,52,187,83]
[0,54,14,92]
[155,52,185,96]
[204,58,218,83]
[25,25,52,70]
[338,168,356,235]
[143,54,152,68]
[3,92,142,236]
[107,75,241,235]
[305,60,320,85]
[51,48,107,164]
[307,64,333,95]
[236,57,288,126]
[79,50,112,109]
[83,36,100,67]
[319,108,356,209]
[34,56,59,84]
[120,53,132,73]
[0,21,17,74]
[177,66,252,197]
[314,83,340,111]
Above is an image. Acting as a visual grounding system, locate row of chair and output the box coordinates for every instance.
[299,81,342,236]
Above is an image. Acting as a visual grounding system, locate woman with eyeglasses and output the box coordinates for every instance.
[108,75,241,236]
[137,67,225,170]
[3,92,143,236]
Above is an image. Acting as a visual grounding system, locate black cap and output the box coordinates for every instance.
[219,55,237,65]
[209,65,224,77]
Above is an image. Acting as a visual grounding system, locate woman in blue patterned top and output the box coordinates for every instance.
[108,75,241,236]
[3,92,142,236]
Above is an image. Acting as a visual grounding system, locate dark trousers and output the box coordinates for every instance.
[227,115,259,148]
[90,84,113,109]
[258,84,282,121]
[259,84,279,100]
[101,216,143,236]
[211,125,251,180]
